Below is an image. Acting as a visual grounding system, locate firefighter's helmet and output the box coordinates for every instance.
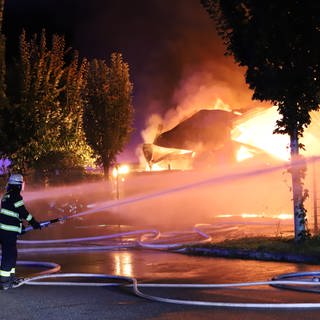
[8,174,24,185]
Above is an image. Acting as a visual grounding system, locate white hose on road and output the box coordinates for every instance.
[13,225,320,308]
[18,224,213,251]
[12,271,320,308]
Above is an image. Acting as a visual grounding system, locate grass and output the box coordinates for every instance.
[196,236,320,257]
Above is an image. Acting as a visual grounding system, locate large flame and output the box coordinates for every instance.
[232,106,320,162]
[232,107,290,161]
[140,100,320,171]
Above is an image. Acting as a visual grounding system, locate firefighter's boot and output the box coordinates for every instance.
[0,276,13,290]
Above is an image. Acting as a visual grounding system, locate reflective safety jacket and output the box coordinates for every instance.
[0,190,34,234]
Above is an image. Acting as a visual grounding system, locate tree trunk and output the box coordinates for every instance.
[103,161,110,180]
[290,128,307,242]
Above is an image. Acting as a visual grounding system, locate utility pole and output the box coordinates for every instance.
[116,166,119,200]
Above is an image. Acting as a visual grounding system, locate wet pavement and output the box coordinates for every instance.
[2,282,320,320]
[2,219,319,320]
[3,249,320,320]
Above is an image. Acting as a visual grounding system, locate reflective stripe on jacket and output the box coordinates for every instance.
[0,190,33,234]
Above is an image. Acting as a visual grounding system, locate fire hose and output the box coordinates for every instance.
[10,271,320,308]
[12,220,320,308]
[21,216,68,234]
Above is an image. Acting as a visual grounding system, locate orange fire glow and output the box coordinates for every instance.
[232,106,320,162]
[276,213,293,220]
[141,100,320,171]
[236,145,255,162]
[112,164,130,178]
[216,212,293,220]
[232,107,290,161]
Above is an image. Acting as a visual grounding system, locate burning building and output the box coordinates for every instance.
[142,108,264,170]
[142,105,320,171]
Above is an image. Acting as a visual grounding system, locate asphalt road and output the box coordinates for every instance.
[2,241,319,320]
[2,262,320,320]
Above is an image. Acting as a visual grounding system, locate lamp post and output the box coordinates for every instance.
[112,164,129,200]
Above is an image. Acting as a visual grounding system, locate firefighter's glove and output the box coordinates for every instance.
[30,218,41,230]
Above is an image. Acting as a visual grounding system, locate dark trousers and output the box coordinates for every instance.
[0,230,17,276]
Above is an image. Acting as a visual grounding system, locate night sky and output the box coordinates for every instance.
[2,0,262,162]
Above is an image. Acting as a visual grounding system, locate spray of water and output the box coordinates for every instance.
[22,156,320,232]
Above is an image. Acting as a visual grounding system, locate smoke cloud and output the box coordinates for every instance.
[3,0,269,161]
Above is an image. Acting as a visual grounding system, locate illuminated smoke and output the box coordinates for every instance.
[137,60,272,170]
[139,66,320,169]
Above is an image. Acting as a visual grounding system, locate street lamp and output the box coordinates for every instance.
[112,164,129,200]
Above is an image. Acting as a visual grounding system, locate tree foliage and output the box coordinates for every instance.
[202,0,320,241]
[84,53,134,178]
[0,0,9,169]
[0,30,93,174]
[0,0,6,99]
[202,1,320,135]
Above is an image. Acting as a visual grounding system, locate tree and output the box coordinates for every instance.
[0,0,17,173]
[84,53,134,179]
[201,0,320,241]
[0,29,93,177]
[0,0,5,99]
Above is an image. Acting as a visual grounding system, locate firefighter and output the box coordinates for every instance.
[0,174,41,290]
